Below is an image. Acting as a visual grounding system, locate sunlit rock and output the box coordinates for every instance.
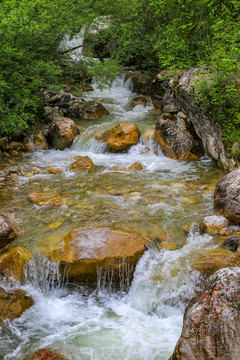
[0,288,33,324]
[203,215,228,235]
[0,212,18,249]
[143,126,155,141]
[79,101,109,120]
[0,246,32,282]
[27,192,69,207]
[171,267,240,360]
[96,122,140,152]
[154,112,204,161]
[38,227,149,283]
[33,131,47,150]
[214,170,240,224]
[48,117,78,150]
[69,156,95,171]
[114,162,143,172]
[193,248,240,276]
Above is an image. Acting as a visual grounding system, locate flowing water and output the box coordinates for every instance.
[0,76,225,359]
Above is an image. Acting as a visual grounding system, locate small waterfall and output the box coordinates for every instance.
[24,254,65,295]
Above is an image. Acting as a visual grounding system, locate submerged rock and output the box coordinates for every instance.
[0,212,18,249]
[193,248,240,276]
[46,168,62,175]
[39,227,149,283]
[69,156,95,171]
[79,101,109,120]
[96,122,140,152]
[170,267,240,360]
[203,215,228,235]
[27,192,69,207]
[0,246,32,282]
[154,112,203,161]
[28,349,68,360]
[48,117,78,150]
[214,170,240,224]
[0,287,33,324]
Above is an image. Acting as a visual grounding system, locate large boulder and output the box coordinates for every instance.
[28,349,68,360]
[154,112,203,161]
[0,212,18,249]
[38,227,149,283]
[125,71,153,95]
[48,117,78,150]
[170,267,240,360]
[214,170,240,224]
[96,122,140,152]
[0,246,32,282]
[193,248,240,277]
[0,287,33,324]
[79,101,109,120]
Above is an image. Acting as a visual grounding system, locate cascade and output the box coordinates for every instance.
[0,74,224,360]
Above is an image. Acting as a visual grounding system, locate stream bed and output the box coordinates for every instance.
[0,77,224,359]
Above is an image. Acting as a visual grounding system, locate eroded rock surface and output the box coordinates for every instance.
[171,267,240,360]
[96,122,140,152]
[154,112,203,161]
[214,170,240,224]
[0,246,32,282]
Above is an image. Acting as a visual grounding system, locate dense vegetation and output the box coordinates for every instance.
[0,0,239,151]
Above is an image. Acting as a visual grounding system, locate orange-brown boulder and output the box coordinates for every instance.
[49,117,78,150]
[0,212,18,249]
[27,192,69,207]
[40,227,149,282]
[0,287,33,324]
[70,156,95,171]
[0,246,32,282]
[28,349,68,360]
[114,162,143,172]
[96,122,140,152]
[79,101,109,120]
[203,215,228,235]
[193,247,240,276]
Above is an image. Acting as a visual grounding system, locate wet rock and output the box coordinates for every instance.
[46,168,62,175]
[44,106,63,122]
[114,162,143,172]
[33,131,47,150]
[203,215,228,235]
[221,236,239,252]
[220,228,234,236]
[131,96,152,107]
[69,156,95,171]
[0,212,18,249]
[28,349,68,360]
[48,117,78,150]
[171,267,240,360]
[0,287,33,323]
[0,246,32,282]
[96,122,140,152]
[154,112,203,161]
[214,170,240,224]
[193,248,240,276]
[39,227,149,283]
[160,241,177,251]
[143,126,155,141]
[125,71,153,95]
[79,101,109,120]
[27,192,69,207]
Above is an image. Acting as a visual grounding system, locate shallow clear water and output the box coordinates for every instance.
[0,76,224,360]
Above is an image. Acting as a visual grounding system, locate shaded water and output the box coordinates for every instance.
[0,76,224,359]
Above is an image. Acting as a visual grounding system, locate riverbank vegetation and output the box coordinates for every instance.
[0,0,239,150]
